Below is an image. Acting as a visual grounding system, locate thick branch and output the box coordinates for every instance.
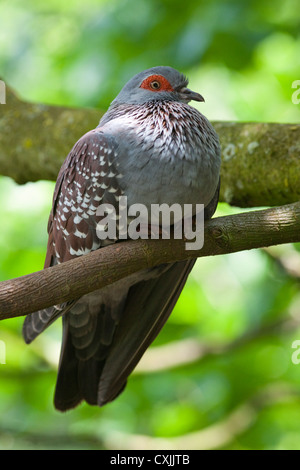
[213,121,300,207]
[0,81,100,184]
[1,81,300,206]
[1,201,300,321]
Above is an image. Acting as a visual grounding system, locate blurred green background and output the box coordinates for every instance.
[0,0,300,450]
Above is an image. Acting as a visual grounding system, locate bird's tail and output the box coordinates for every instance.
[54,260,195,411]
[54,315,124,411]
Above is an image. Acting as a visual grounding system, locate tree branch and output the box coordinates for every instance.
[1,201,300,321]
[1,80,300,206]
[104,383,300,450]
[0,80,100,184]
[135,314,298,373]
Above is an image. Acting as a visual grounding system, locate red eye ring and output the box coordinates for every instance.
[140,74,174,92]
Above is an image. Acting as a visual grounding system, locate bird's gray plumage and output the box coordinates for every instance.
[23,66,221,411]
[108,66,189,106]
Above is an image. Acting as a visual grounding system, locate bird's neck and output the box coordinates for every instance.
[98,101,214,165]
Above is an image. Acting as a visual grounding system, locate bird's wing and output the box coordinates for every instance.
[23,129,122,343]
[204,177,220,221]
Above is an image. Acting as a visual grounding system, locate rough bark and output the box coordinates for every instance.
[1,201,300,321]
[1,80,300,207]
[214,121,300,207]
[0,80,100,184]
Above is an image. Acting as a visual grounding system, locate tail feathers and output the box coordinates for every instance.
[98,259,195,405]
[22,301,76,344]
[54,308,117,411]
[54,353,126,411]
[54,318,120,411]
[54,349,105,411]
[54,323,82,411]
[54,260,195,411]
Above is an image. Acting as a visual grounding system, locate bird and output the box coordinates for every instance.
[23,66,221,411]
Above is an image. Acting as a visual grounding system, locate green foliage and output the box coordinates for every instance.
[1,0,300,121]
[0,0,300,450]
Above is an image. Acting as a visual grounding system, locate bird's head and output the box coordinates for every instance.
[111,66,204,106]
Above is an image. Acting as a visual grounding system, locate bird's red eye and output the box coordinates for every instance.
[140,74,174,92]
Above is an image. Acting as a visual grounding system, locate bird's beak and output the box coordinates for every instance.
[179,87,205,103]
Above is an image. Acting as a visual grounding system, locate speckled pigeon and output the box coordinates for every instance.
[23,66,221,411]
